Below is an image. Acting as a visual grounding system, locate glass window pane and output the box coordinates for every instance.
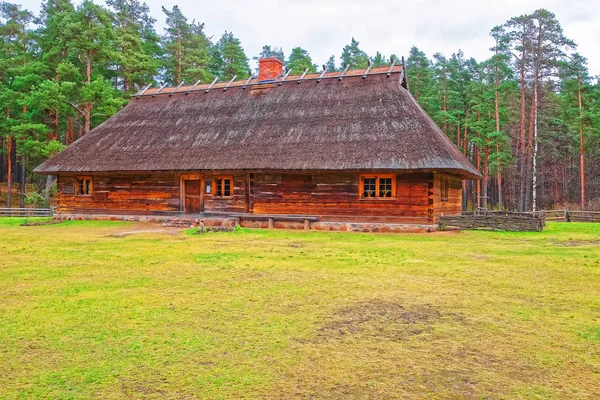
[363,177,376,197]
[379,177,392,197]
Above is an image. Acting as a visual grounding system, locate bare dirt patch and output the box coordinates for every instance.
[315,300,458,342]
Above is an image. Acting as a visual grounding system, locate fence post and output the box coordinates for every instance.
[564,206,570,222]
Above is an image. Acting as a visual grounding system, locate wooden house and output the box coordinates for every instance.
[35,57,480,229]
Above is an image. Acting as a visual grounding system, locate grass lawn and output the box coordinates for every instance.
[1,219,599,399]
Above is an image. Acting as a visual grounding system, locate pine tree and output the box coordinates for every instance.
[504,13,534,211]
[286,47,317,74]
[0,1,37,207]
[255,45,284,62]
[324,54,336,72]
[36,0,82,145]
[370,51,388,67]
[486,25,514,210]
[66,0,116,134]
[107,0,159,92]
[432,53,462,139]
[340,37,369,69]
[161,5,212,85]
[559,53,591,208]
[212,31,250,81]
[405,46,437,115]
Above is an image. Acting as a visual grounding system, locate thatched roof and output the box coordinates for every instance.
[35,66,481,179]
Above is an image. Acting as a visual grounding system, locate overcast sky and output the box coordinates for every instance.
[20,0,600,76]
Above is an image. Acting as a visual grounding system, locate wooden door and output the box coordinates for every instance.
[184,179,203,213]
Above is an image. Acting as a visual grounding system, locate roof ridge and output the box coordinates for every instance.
[137,65,403,98]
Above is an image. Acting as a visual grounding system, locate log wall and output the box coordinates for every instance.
[251,172,434,223]
[57,173,181,215]
[56,171,466,223]
[203,173,248,213]
[432,172,463,222]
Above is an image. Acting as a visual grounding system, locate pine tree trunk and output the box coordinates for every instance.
[497,143,503,211]
[532,81,538,212]
[476,111,481,210]
[177,33,183,85]
[6,136,12,209]
[457,115,461,148]
[20,159,25,209]
[524,88,536,212]
[442,89,447,134]
[5,108,12,208]
[553,165,560,205]
[578,76,585,209]
[85,51,92,135]
[495,78,503,211]
[463,110,468,155]
[518,51,527,212]
[67,118,74,144]
[483,139,490,211]
[20,107,26,208]
[461,111,468,212]
[52,112,59,141]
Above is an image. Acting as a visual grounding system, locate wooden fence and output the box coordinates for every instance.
[440,211,545,232]
[0,207,54,217]
[545,209,600,223]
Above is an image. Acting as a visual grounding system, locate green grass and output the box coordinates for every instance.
[1,220,599,399]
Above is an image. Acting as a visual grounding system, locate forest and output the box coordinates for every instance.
[1,1,599,212]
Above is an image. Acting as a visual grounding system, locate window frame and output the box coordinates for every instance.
[359,174,396,200]
[75,176,93,196]
[212,176,234,199]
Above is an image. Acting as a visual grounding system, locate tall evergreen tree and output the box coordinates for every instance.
[504,13,534,211]
[107,0,159,92]
[212,31,250,81]
[340,37,369,69]
[559,53,592,208]
[527,9,575,211]
[324,54,336,72]
[286,47,317,74]
[254,45,284,62]
[405,46,437,114]
[370,51,388,67]
[0,1,37,207]
[161,5,211,85]
[67,0,117,134]
[486,25,514,210]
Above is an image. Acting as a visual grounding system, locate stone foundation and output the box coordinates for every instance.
[54,213,438,233]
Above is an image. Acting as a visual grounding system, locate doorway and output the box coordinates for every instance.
[181,175,204,214]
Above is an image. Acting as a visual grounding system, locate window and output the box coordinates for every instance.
[76,177,92,195]
[360,175,395,199]
[441,178,449,202]
[213,176,233,198]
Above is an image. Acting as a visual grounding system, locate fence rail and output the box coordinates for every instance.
[0,208,54,217]
[441,211,545,232]
[544,209,600,223]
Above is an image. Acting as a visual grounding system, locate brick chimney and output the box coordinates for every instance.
[258,57,283,82]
